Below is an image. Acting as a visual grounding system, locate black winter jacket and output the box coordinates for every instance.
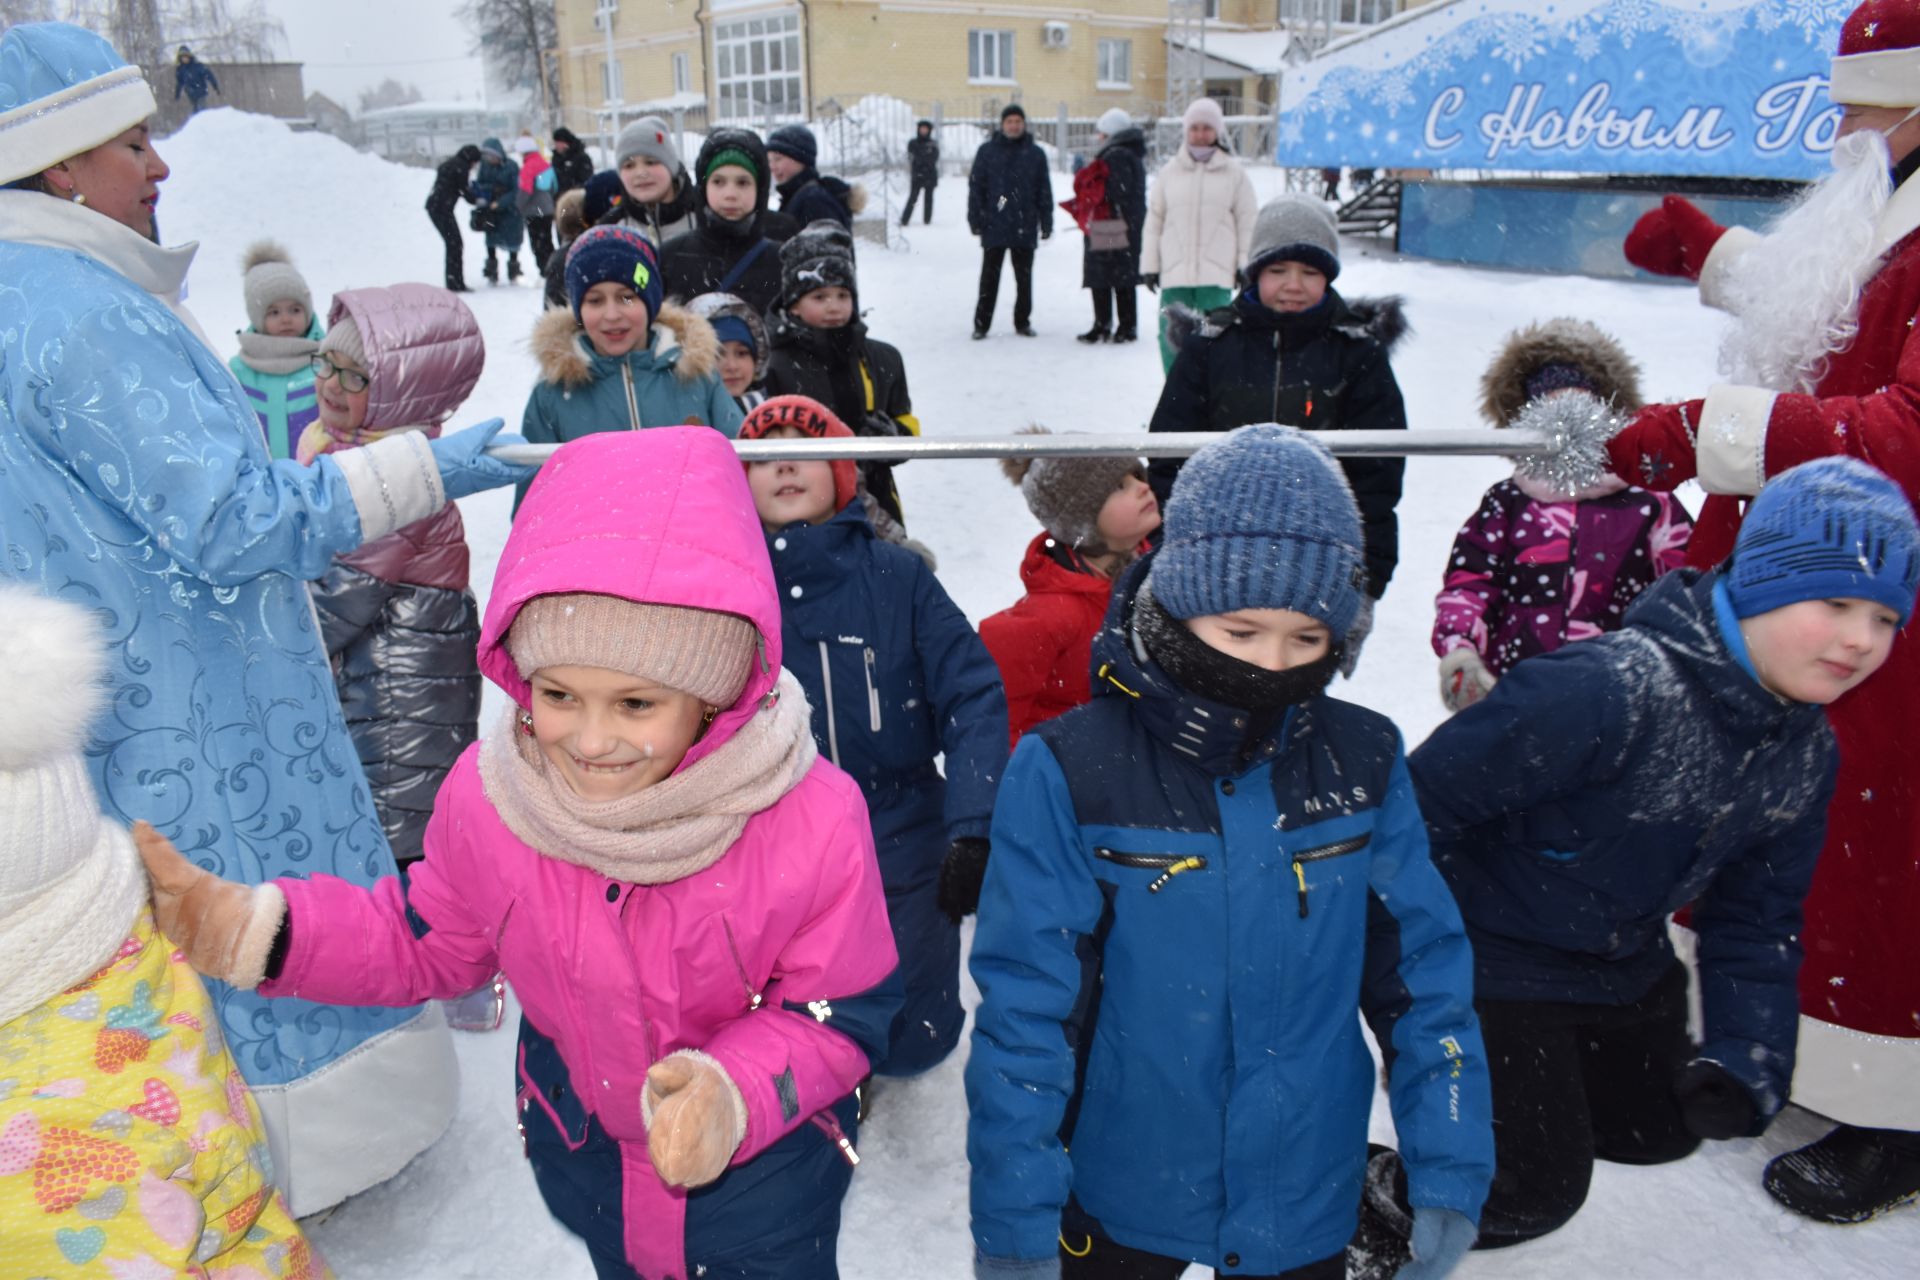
[1083,128,1147,290]
[778,167,853,230]
[969,132,1053,250]
[660,129,787,313]
[764,313,919,521]
[550,128,595,194]
[1148,289,1409,597]
[908,133,941,184]
[427,146,480,213]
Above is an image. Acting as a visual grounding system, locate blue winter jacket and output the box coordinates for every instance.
[1410,568,1836,1120]
[174,57,218,102]
[470,144,526,252]
[967,565,1492,1275]
[766,504,1008,885]
[968,131,1054,250]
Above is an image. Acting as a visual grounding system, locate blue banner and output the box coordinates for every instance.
[1277,0,1852,179]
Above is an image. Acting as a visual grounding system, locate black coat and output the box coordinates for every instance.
[662,128,787,313]
[1148,290,1410,597]
[427,146,480,213]
[969,131,1053,250]
[1083,128,1147,289]
[777,167,853,230]
[550,128,595,195]
[908,133,940,185]
[764,314,917,519]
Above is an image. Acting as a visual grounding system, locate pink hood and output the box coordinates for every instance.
[479,427,778,772]
[330,283,485,432]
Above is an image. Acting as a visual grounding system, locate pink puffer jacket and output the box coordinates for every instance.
[263,427,897,1279]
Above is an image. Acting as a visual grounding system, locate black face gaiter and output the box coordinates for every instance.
[1134,586,1340,714]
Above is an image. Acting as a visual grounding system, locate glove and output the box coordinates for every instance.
[132,821,286,991]
[938,837,992,923]
[1438,649,1497,713]
[860,411,906,438]
[1623,195,1728,281]
[1603,399,1705,491]
[430,417,540,501]
[973,1251,1059,1280]
[1040,226,1052,240]
[1395,1207,1477,1280]
[643,1052,746,1188]
[1142,272,1160,293]
[1674,1058,1759,1140]
[1338,595,1376,679]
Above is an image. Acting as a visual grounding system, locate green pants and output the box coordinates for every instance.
[1157,285,1234,373]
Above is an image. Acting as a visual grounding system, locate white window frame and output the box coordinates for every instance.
[969,29,1016,85]
[1096,38,1132,90]
[600,56,623,104]
[672,50,690,94]
[713,12,804,121]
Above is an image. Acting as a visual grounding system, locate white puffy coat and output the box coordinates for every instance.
[1140,146,1258,289]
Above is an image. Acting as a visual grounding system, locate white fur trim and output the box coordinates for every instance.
[247,1002,460,1216]
[0,585,106,766]
[226,882,287,992]
[0,189,209,344]
[641,1049,749,1151]
[331,430,444,542]
[1699,225,1762,313]
[1791,1014,1920,1130]
[1830,47,1920,111]
[0,823,145,1027]
[1695,383,1777,496]
[0,66,156,186]
[1872,164,1920,261]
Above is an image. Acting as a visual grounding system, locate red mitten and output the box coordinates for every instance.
[1623,196,1729,280]
[1605,400,1705,490]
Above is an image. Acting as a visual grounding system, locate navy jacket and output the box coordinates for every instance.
[777,166,853,231]
[969,131,1054,250]
[966,564,1491,1275]
[908,134,941,184]
[766,506,1008,886]
[174,58,218,102]
[1149,290,1408,597]
[1411,569,1836,1120]
[1083,128,1147,290]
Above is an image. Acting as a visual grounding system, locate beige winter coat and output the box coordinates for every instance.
[1140,146,1258,289]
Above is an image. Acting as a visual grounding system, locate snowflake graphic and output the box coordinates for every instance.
[1610,0,1664,49]
[1278,114,1304,147]
[1490,15,1548,72]
[1753,0,1851,45]
[1574,30,1602,60]
[1378,70,1415,118]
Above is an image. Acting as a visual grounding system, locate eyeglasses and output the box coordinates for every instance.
[310,354,370,393]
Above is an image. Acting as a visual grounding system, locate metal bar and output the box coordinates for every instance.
[487,430,1546,467]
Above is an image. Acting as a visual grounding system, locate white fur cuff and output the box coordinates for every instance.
[1792,1014,1920,1130]
[332,431,444,543]
[230,882,288,992]
[1699,225,1763,314]
[1695,384,1776,496]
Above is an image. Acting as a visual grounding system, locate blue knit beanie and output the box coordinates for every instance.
[582,169,625,224]
[1726,456,1920,623]
[564,225,664,325]
[1148,424,1367,638]
[766,124,818,169]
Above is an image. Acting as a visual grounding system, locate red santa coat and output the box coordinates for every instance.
[979,534,1116,748]
[1616,181,1920,1129]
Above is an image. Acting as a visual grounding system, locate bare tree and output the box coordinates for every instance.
[36,1,282,65]
[358,78,424,115]
[459,0,558,124]
[0,1,64,30]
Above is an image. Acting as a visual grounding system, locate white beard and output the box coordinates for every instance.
[1718,129,1895,392]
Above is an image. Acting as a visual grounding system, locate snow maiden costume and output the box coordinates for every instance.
[0,21,533,1215]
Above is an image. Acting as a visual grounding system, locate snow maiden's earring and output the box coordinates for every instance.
[70,191,86,205]
[518,709,535,737]
[702,706,718,726]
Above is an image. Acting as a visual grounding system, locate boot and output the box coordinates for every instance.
[1112,326,1138,343]
[483,251,499,285]
[1764,1123,1920,1223]
[1076,326,1111,344]
[506,253,522,282]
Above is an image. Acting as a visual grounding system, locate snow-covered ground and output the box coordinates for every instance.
[151,109,1918,1277]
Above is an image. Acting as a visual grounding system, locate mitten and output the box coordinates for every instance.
[1338,595,1377,679]
[1395,1207,1477,1280]
[643,1051,747,1188]
[132,821,286,990]
[1438,649,1497,713]
[1674,1058,1759,1140]
[974,1251,1060,1280]
[1142,272,1160,293]
[430,417,540,501]
[1623,195,1729,280]
[1041,226,1052,240]
[1604,400,1706,491]
[860,411,906,438]
[939,837,992,923]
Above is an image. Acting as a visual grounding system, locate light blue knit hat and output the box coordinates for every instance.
[0,22,157,186]
[1727,456,1920,623]
[1147,424,1367,639]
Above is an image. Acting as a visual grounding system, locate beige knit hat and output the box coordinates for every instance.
[508,593,759,709]
[318,313,367,367]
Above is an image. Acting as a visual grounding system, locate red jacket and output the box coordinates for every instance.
[980,534,1116,747]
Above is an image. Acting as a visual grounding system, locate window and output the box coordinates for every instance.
[969,29,1015,83]
[714,13,803,120]
[600,57,623,104]
[1339,0,1396,21]
[1279,0,1397,21]
[1097,38,1132,88]
[672,50,690,94]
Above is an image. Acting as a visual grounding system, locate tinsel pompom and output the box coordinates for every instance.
[1510,390,1626,497]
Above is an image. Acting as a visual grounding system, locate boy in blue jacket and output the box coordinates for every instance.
[1369,457,1920,1253]
[741,395,1009,1076]
[967,425,1492,1280]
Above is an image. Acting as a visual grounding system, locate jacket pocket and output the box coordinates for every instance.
[863,646,883,733]
[1093,846,1209,894]
[1290,833,1371,918]
[722,915,767,1013]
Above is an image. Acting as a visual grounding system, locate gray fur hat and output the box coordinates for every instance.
[1001,426,1146,550]
[240,240,313,333]
[1480,317,1645,427]
[1245,193,1340,283]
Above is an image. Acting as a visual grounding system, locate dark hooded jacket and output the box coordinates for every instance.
[550,128,596,195]
[777,165,855,231]
[1082,127,1147,290]
[969,129,1053,250]
[1148,289,1409,597]
[658,129,786,315]
[427,145,481,213]
[908,125,940,184]
[763,311,919,520]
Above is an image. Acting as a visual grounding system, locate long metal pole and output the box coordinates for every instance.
[487,430,1547,467]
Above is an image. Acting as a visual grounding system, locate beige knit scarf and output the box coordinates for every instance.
[477,669,818,884]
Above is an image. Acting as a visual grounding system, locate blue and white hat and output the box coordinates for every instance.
[0,22,157,186]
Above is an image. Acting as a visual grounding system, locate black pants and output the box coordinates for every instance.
[428,203,465,289]
[1472,961,1701,1247]
[1089,286,1138,335]
[1059,1231,1341,1280]
[902,179,934,224]
[527,215,555,272]
[976,245,1035,331]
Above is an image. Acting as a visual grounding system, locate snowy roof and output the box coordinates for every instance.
[1165,28,1296,76]
[357,101,497,122]
[613,90,707,114]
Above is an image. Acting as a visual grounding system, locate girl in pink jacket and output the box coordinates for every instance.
[131,426,903,1280]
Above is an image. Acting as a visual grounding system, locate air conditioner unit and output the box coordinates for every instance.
[1041,22,1070,49]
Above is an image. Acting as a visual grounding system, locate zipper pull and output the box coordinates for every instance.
[810,1111,861,1166]
[1147,856,1205,893]
[1293,859,1310,918]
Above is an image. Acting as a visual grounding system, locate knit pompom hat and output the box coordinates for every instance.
[509,593,759,710]
[1148,424,1367,639]
[1001,426,1146,550]
[0,584,147,1027]
[565,224,664,324]
[738,394,859,514]
[239,240,313,332]
[1727,456,1920,623]
[1245,193,1341,284]
[780,219,857,306]
[0,22,157,186]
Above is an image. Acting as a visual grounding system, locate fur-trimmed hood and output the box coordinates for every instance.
[530,299,719,388]
[1164,291,1409,356]
[1480,317,1644,427]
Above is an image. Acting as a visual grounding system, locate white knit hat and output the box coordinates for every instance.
[0,583,147,1027]
[1096,107,1132,137]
